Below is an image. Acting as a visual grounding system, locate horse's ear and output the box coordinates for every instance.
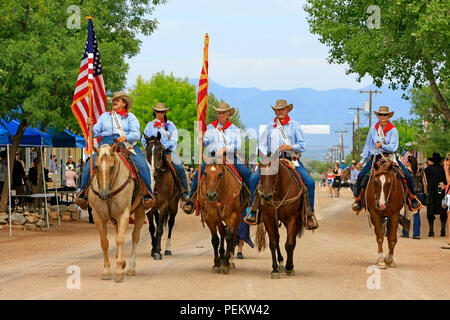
[157,131,161,141]
[93,146,99,154]
[111,142,118,153]
[144,133,150,142]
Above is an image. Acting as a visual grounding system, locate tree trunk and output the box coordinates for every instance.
[425,61,450,122]
[0,122,28,213]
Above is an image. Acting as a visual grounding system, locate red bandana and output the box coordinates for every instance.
[375,121,395,135]
[111,108,128,119]
[153,119,166,129]
[211,120,232,131]
[273,115,290,127]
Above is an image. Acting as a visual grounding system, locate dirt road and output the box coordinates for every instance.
[0,187,448,300]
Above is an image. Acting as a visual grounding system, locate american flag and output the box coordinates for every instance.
[401,150,412,165]
[71,18,107,152]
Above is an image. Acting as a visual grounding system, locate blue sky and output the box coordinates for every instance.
[126,0,373,91]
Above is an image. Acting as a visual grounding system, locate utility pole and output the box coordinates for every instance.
[360,89,382,128]
[335,130,349,163]
[349,107,363,162]
[345,122,355,161]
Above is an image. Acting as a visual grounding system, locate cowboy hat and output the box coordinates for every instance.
[213,101,235,117]
[374,106,394,118]
[152,102,169,112]
[271,99,293,112]
[428,152,443,164]
[108,92,133,109]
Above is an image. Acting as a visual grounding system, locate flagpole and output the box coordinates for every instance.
[86,16,94,178]
[195,125,204,216]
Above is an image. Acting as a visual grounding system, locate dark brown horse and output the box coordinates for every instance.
[144,133,180,260]
[198,155,250,274]
[364,157,406,268]
[255,152,308,279]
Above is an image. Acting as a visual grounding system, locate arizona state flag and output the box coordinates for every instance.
[197,34,209,133]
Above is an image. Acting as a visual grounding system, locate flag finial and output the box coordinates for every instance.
[85,16,93,20]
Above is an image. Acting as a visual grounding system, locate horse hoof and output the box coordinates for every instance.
[278,265,285,273]
[127,269,136,276]
[385,258,396,267]
[153,253,162,260]
[212,266,221,273]
[220,265,230,274]
[286,269,295,276]
[230,263,236,269]
[151,252,155,257]
[271,272,280,279]
[377,262,387,269]
[164,250,172,256]
[114,273,124,282]
[101,274,111,280]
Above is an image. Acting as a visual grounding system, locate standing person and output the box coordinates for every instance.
[424,153,447,237]
[352,106,420,212]
[332,162,342,198]
[142,102,189,201]
[442,152,450,249]
[321,171,326,188]
[76,92,155,210]
[66,156,75,170]
[65,164,78,191]
[401,155,426,239]
[350,161,359,195]
[327,167,334,198]
[11,153,26,189]
[244,99,318,229]
[49,155,57,173]
[0,151,7,192]
[183,102,252,214]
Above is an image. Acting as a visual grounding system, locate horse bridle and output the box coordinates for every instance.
[148,140,167,175]
[372,169,396,209]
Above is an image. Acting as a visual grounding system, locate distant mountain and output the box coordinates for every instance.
[189,79,414,160]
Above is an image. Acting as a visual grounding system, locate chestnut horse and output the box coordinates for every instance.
[198,155,250,274]
[363,156,406,268]
[255,152,308,279]
[89,143,146,282]
[144,133,180,260]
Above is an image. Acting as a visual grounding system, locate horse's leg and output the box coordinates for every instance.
[93,213,111,280]
[385,213,399,267]
[370,212,386,269]
[276,223,285,272]
[207,220,221,273]
[222,213,240,274]
[146,209,157,257]
[114,208,130,282]
[217,222,226,269]
[154,205,167,260]
[128,206,145,276]
[264,212,281,279]
[164,209,176,256]
[285,215,298,276]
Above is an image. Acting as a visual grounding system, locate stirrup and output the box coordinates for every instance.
[75,189,89,210]
[244,210,258,225]
[352,198,363,215]
[183,200,195,214]
[305,213,319,230]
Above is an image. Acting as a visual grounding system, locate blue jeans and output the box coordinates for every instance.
[402,192,423,237]
[80,135,153,194]
[168,151,188,192]
[354,155,415,197]
[250,160,316,212]
[189,158,252,198]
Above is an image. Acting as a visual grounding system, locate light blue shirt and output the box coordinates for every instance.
[360,125,399,164]
[203,123,241,154]
[258,120,306,156]
[350,168,359,184]
[92,112,141,143]
[141,120,178,151]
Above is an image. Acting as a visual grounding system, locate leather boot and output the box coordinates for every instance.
[352,193,362,213]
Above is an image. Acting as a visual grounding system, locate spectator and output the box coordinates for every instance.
[0,151,7,192]
[49,155,57,173]
[321,171,326,188]
[350,161,359,194]
[402,155,426,239]
[333,162,342,198]
[424,153,447,237]
[65,164,78,191]
[11,154,26,189]
[327,167,334,198]
[442,152,450,249]
[66,156,75,170]
[340,160,346,170]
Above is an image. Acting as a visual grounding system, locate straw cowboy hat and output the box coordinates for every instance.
[373,106,394,118]
[108,92,133,109]
[152,102,169,112]
[213,101,235,117]
[271,99,293,112]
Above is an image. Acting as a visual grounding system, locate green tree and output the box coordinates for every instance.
[304,0,450,121]
[392,118,421,152]
[0,0,167,212]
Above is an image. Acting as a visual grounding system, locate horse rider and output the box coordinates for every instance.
[244,99,318,229]
[76,92,155,209]
[352,106,420,212]
[183,101,252,214]
[141,102,189,202]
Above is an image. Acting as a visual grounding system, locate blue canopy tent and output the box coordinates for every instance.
[0,120,55,237]
[48,129,85,148]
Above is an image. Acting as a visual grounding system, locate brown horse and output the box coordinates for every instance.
[198,155,250,274]
[88,143,146,282]
[144,133,180,260]
[255,152,308,279]
[363,157,406,268]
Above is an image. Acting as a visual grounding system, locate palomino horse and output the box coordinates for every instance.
[144,133,180,260]
[256,152,308,279]
[363,156,406,268]
[198,155,250,274]
[89,143,146,282]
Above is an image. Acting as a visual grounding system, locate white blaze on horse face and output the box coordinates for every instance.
[102,160,107,189]
[379,175,386,208]
[210,165,216,172]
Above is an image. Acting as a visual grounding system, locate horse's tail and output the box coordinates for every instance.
[256,223,267,252]
[298,187,308,238]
